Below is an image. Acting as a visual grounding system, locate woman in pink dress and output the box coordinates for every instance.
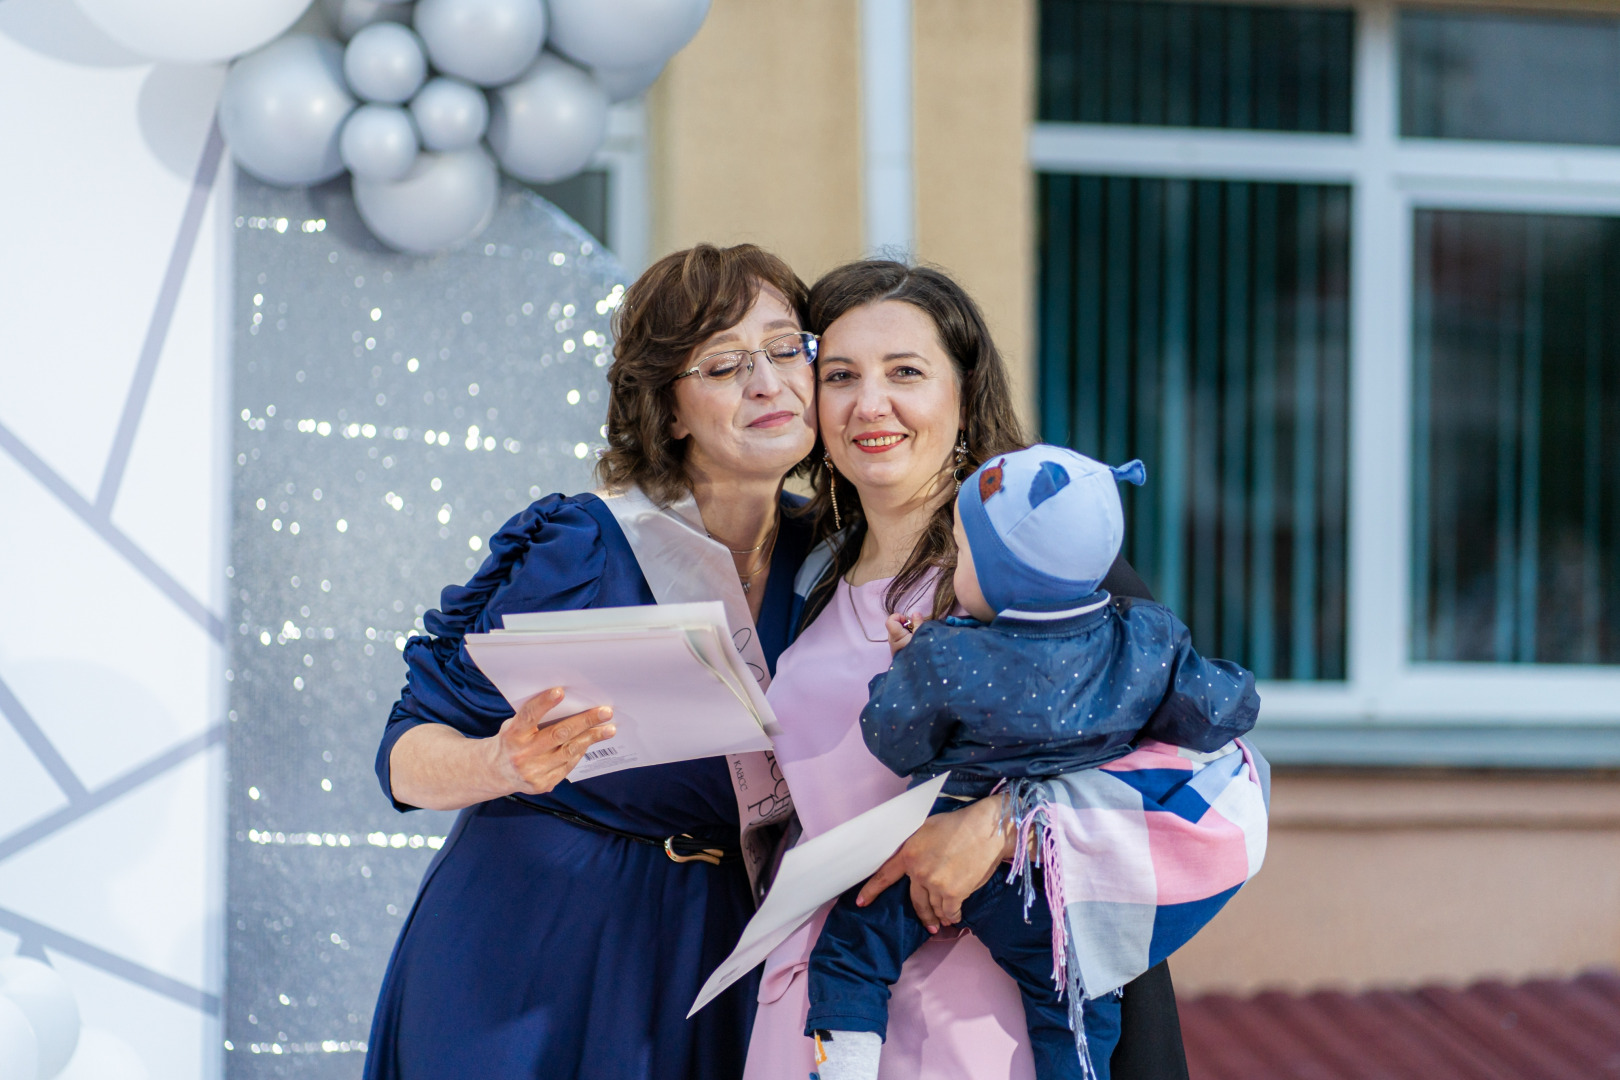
[745,262,1185,1080]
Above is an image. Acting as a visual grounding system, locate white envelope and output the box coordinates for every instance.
[688,774,951,1017]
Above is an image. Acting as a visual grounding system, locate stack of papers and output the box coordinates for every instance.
[464,601,778,782]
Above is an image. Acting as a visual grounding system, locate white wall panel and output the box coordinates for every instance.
[0,3,228,1076]
[110,180,227,609]
[0,749,222,992]
[0,35,216,498]
[0,719,67,836]
[0,453,220,788]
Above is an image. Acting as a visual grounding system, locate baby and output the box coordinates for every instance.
[805,445,1261,1080]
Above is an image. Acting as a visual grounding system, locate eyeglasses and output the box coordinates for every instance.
[673,331,819,384]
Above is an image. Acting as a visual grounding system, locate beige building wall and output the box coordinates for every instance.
[913,0,1038,422]
[648,0,1039,425]
[645,0,864,285]
[1172,770,1620,995]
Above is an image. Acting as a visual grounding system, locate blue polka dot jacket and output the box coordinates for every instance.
[860,592,1262,797]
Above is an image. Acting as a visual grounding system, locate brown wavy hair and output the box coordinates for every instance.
[800,261,1029,627]
[596,243,810,505]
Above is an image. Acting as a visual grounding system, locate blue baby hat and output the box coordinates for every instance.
[956,444,1147,615]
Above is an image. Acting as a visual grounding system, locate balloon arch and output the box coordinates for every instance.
[72,0,710,253]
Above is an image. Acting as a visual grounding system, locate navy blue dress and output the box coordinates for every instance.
[364,492,810,1080]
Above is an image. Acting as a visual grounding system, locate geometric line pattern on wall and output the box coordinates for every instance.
[0,419,226,642]
[0,722,224,864]
[0,112,227,1037]
[97,121,226,516]
[0,670,90,803]
[0,906,222,1015]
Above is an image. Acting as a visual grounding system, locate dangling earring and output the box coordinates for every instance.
[952,430,970,492]
[823,448,842,530]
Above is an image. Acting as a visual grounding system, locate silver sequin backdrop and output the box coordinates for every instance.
[226,173,622,1075]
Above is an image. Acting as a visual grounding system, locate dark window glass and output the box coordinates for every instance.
[1401,9,1620,146]
[1038,174,1351,680]
[1039,0,1354,133]
[1413,210,1620,663]
[522,170,610,247]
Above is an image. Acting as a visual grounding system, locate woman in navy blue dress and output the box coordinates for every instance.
[364,244,820,1079]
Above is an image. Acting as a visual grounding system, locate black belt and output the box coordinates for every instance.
[505,797,738,866]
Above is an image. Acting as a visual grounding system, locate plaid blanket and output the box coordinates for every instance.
[1007,737,1270,1074]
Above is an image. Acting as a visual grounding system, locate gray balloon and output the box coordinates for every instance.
[548,0,709,70]
[320,0,412,41]
[344,22,427,103]
[352,145,499,253]
[220,35,357,187]
[409,77,489,151]
[591,58,664,102]
[340,103,419,180]
[487,53,608,184]
[413,0,544,87]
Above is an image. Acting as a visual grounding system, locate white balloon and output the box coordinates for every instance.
[0,958,79,1080]
[413,0,544,87]
[546,0,709,70]
[487,54,608,184]
[353,146,499,254]
[0,996,38,1080]
[410,78,489,152]
[340,104,419,180]
[220,35,357,186]
[320,0,411,41]
[590,59,664,103]
[344,22,427,103]
[70,0,316,63]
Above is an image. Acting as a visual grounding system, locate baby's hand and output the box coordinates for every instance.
[886,612,923,655]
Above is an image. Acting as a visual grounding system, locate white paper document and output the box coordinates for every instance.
[687,773,951,1018]
[464,601,777,782]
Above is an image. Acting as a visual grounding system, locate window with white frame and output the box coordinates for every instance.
[1032,0,1620,762]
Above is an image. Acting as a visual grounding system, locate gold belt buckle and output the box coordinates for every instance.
[665,835,724,866]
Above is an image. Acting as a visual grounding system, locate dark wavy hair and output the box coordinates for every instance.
[596,243,810,505]
[800,261,1028,627]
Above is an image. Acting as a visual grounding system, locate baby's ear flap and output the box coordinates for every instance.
[1110,459,1147,487]
[1027,460,1071,509]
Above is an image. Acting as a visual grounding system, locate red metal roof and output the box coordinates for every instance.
[1180,970,1620,1079]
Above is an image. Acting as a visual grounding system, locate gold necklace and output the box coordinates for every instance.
[708,519,777,555]
[711,521,779,594]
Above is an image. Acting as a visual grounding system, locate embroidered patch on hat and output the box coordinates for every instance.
[979,459,1006,501]
[1027,460,1070,509]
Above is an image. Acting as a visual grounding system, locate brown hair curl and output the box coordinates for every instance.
[596,243,809,505]
[800,261,1029,626]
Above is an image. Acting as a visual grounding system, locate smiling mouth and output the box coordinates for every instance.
[854,434,907,449]
[750,411,796,428]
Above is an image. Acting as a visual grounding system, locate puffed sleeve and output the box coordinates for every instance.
[374,494,619,810]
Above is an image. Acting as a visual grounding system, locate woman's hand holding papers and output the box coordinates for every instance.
[492,687,618,796]
[854,793,1016,933]
[388,687,616,811]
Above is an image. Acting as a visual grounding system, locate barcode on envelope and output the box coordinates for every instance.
[584,746,619,762]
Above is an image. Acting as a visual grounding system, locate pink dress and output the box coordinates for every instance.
[743,577,1036,1080]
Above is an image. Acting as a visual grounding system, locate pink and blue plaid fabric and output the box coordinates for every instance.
[1011,737,1270,1003]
